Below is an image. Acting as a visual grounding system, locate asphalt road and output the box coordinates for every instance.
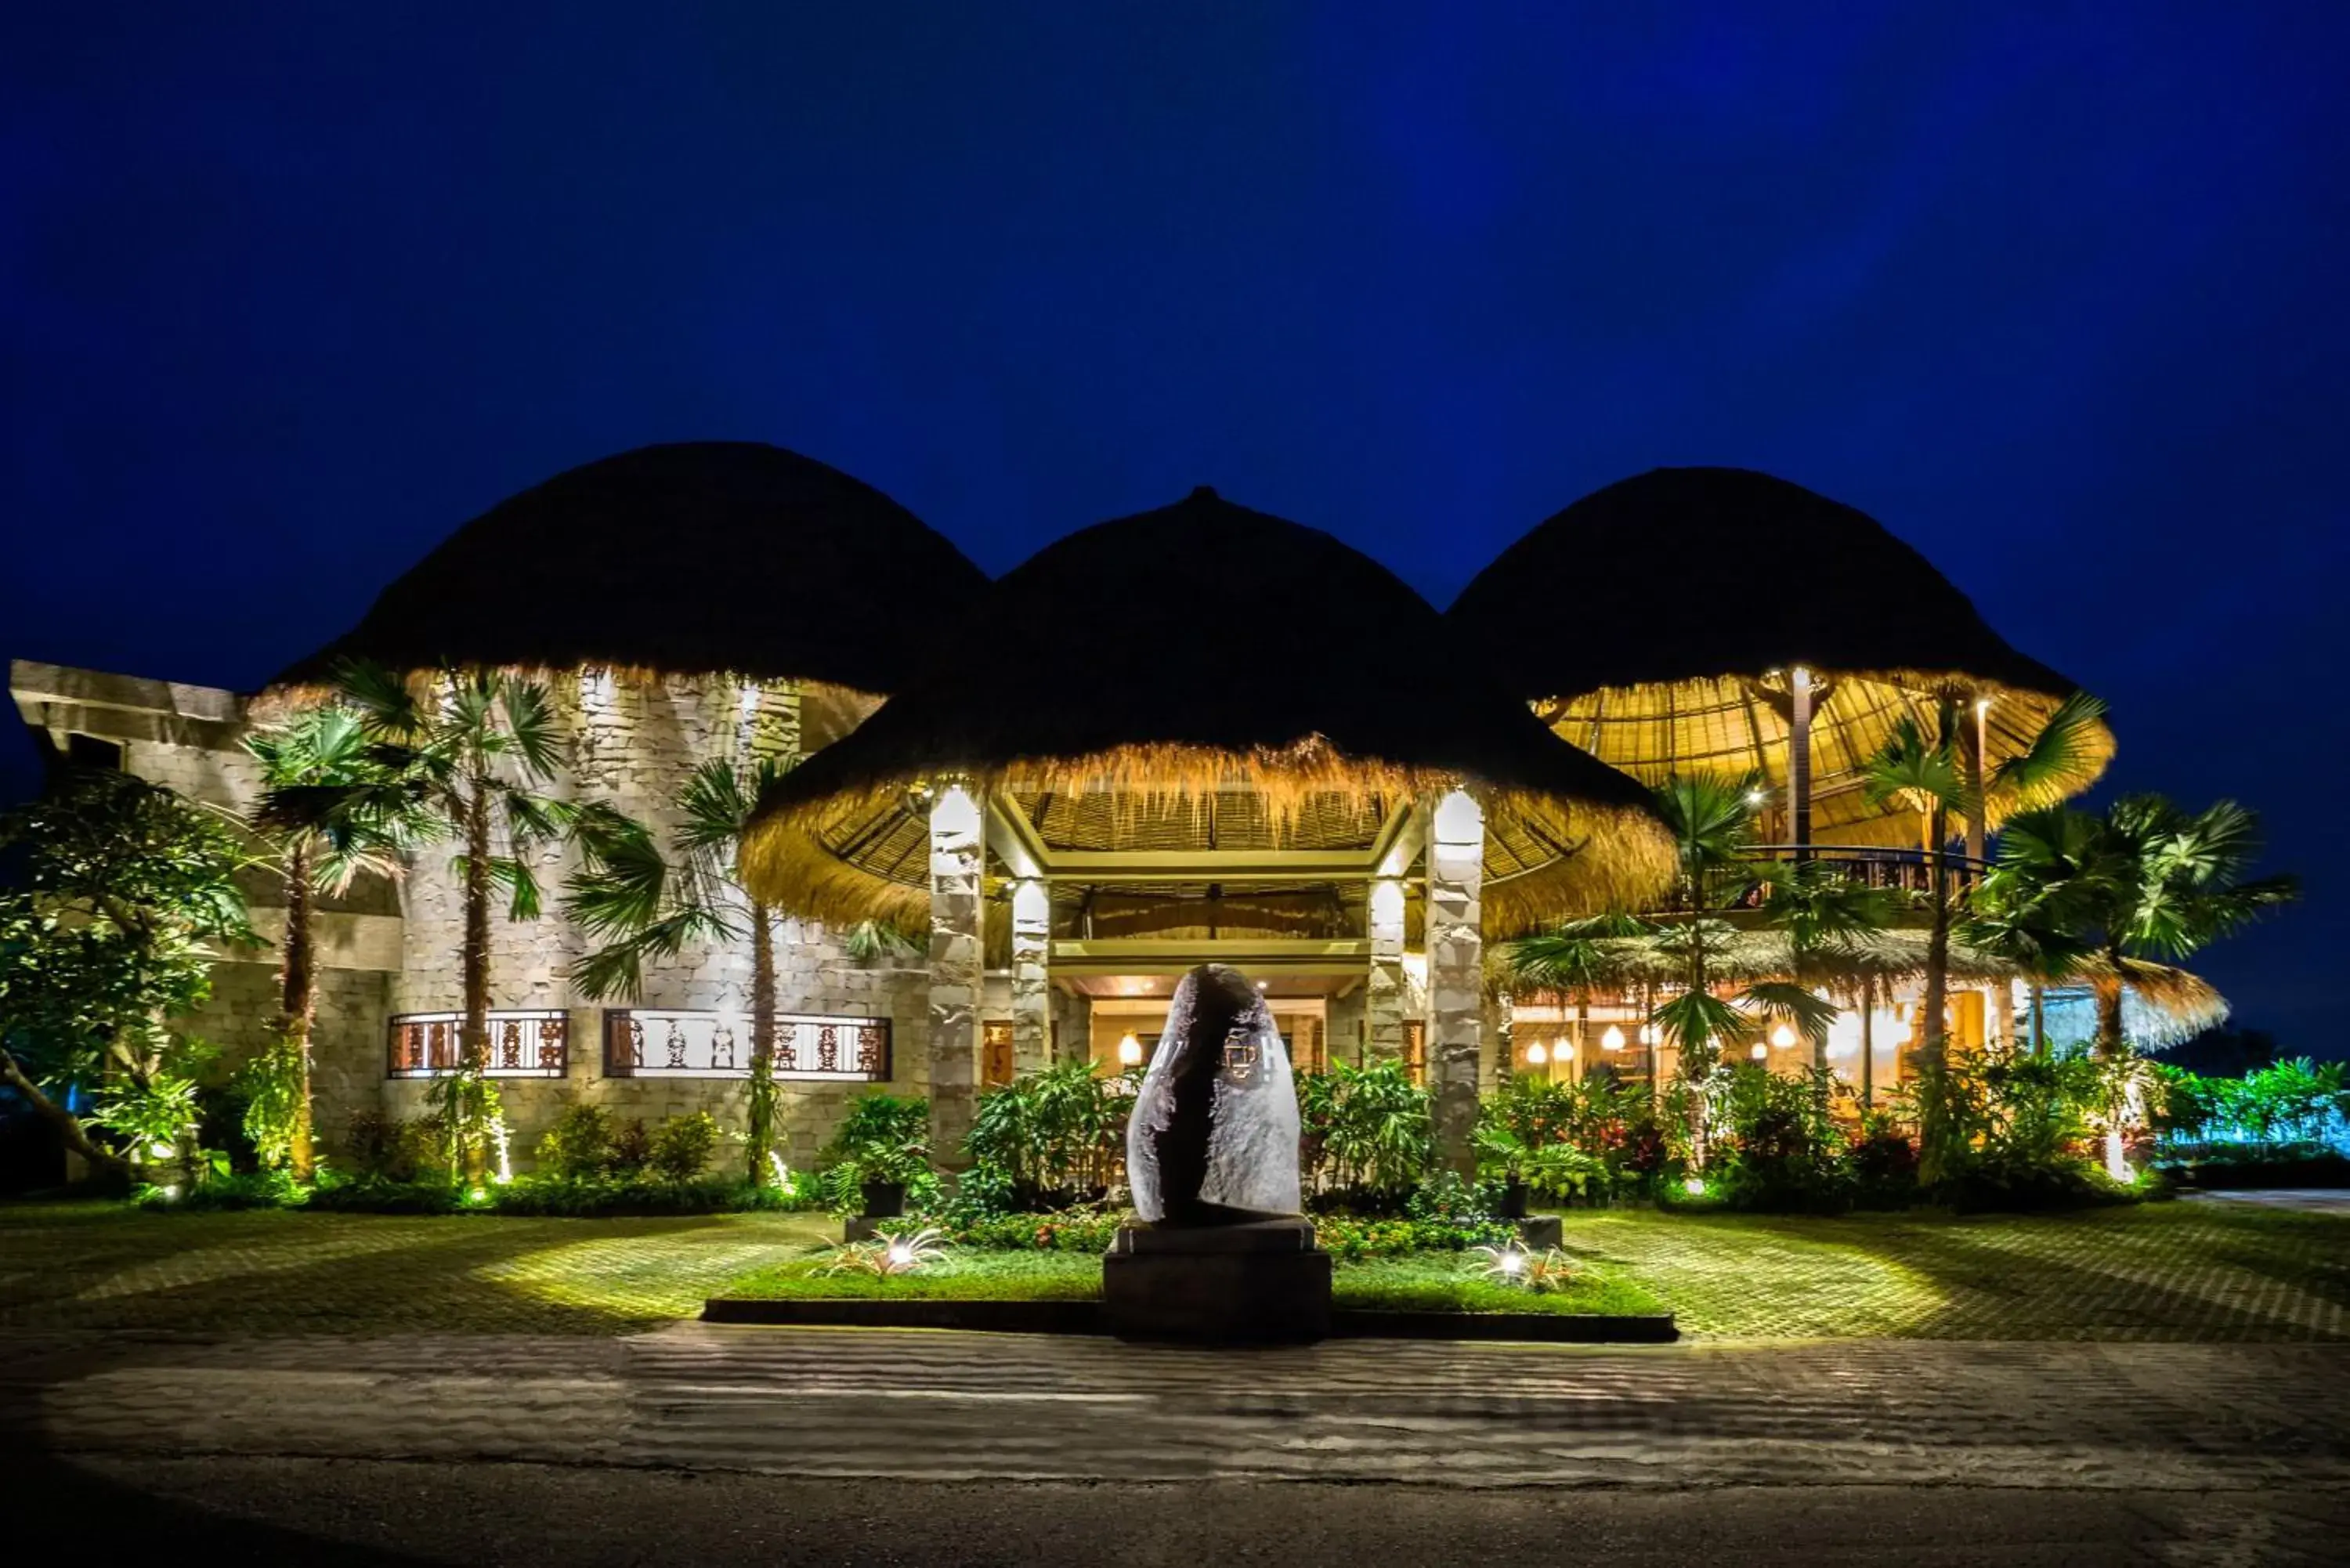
[5,1326,2347,1564]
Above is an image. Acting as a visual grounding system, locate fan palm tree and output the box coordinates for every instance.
[1960,861,2093,1057]
[1994,796,2296,1176]
[337,660,569,1181]
[247,704,421,1178]
[1647,775,1762,1165]
[566,754,794,1183]
[1753,858,1896,1093]
[1500,911,1651,1071]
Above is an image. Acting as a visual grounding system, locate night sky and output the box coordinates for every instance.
[4,8,2341,1051]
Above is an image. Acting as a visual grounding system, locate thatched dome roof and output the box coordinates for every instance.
[270,442,986,694]
[1448,467,2113,846]
[743,487,1678,930]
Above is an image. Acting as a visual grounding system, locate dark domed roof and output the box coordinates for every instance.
[1448,466,2077,698]
[1446,466,2110,847]
[744,488,1677,930]
[768,486,1661,811]
[271,442,986,694]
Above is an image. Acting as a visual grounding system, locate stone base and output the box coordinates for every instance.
[1517,1214,1563,1250]
[1102,1219,1333,1343]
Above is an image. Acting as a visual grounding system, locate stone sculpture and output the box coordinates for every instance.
[1126,962,1301,1225]
[1106,963,1330,1341]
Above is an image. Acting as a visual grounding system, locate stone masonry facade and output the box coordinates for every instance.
[10,660,942,1172]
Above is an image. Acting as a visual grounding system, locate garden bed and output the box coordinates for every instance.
[707,1245,1673,1340]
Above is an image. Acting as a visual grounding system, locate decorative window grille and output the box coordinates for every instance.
[602,1010,891,1082]
[387,1010,569,1078]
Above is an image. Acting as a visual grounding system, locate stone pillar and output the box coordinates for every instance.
[1426,789,1484,1181]
[1010,877,1051,1075]
[1365,876,1408,1062]
[927,784,983,1169]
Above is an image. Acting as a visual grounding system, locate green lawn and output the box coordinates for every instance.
[721,1245,1666,1317]
[1,1197,2341,1341]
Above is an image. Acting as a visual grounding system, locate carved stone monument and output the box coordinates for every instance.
[1104,963,1332,1342]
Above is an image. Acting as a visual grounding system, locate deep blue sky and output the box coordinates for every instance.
[4,6,2342,1049]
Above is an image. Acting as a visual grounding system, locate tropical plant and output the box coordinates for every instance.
[841,919,923,964]
[1862,707,1966,1176]
[965,1062,1132,1206]
[823,1226,951,1277]
[566,753,794,1183]
[233,1028,307,1173]
[247,702,421,1178]
[820,1090,932,1195]
[1992,796,2297,1177]
[1295,1058,1433,1205]
[647,1110,721,1182]
[1471,1122,1602,1201]
[335,660,570,1181]
[1469,1243,1575,1294]
[536,1102,620,1178]
[92,1035,217,1182]
[0,770,256,1176]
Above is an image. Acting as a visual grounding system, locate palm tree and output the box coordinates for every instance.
[247,704,418,1178]
[567,755,794,1183]
[1647,774,1762,1166]
[1960,862,2092,1056]
[338,661,569,1181]
[1994,796,2296,1177]
[1501,911,1650,1074]
[1752,858,1895,1096]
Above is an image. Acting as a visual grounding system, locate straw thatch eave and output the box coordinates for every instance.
[1448,467,2113,835]
[263,441,986,698]
[741,488,1679,929]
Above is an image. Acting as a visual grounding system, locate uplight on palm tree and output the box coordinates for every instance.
[567,753,798,1183]
[337,659,571,1181]
[248,704,421,1178]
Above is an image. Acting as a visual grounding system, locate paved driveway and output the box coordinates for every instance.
[13,1324,2348,1491]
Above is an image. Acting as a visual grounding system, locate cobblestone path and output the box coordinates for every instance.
[11,1324,2348,1491]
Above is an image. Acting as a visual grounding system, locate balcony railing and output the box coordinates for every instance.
[602,1009,891,1082]
[1648,844,1994,913]
[388,1010,569,1078]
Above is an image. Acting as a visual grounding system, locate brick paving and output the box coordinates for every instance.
[1,1197,2342,1342]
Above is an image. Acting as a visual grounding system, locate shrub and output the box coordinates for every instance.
[964,1063,1130,1207]
[1294,1059,1431,1207]
[935,1206,1123,1252]
[343,1111,449,1183]
[646,1111,721,1182]
[819,1090,931,1202]
[536,1104,618,1179]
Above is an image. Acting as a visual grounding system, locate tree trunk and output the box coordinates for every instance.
[0,1044,130,1177]
[2030,981,2046,1057]
[747,899,778,1184]
[1912,799,1955,1185]
[280,836,317,1180]
[2095,947,2130,1182]
[1860,974,1875,1110]
[460,781,493,1183]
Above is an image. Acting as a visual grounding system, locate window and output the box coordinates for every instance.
[602,1010,890,1082]
[387,1011,569,1078]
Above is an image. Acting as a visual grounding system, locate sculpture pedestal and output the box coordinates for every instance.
[1103,1218,1332,1343]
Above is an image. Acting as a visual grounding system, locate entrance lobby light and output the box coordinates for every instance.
[1524,1042,1547,1065]
[1600,1024,1626,1052]
[1769,1022,1798,1050]
[1117,1032,1144,1066]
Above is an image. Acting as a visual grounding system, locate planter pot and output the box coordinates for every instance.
[1499,1180,1531,1219]
[859,1180,906,1219]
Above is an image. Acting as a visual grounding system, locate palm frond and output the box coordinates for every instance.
[1987,689,2108,811]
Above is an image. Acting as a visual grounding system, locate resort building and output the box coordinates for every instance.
[11,446,2159,1170]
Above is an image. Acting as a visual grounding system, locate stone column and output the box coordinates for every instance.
[1010,877,1051,1075]
[1426,789,1485,1181]
[1365,876,1408,1063]
[927,784,983,1169]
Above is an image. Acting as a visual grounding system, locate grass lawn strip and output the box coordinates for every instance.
[724,1246,1665,1317]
